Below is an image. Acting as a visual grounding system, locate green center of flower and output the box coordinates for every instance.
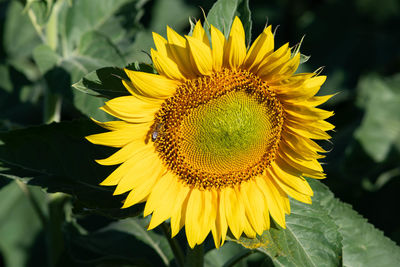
[150,68,284,189]
[180,91,273,173]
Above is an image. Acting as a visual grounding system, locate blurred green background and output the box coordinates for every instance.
[0,0,399,266]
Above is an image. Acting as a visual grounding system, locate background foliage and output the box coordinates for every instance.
[0,0,400,266]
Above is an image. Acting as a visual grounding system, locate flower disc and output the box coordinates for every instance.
[151,69,283,189]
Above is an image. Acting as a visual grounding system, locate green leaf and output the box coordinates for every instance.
[206,0,252,44]
[0,119,142,218]
[205,242,252,267]
[355,74,400,162]
[233,192,342,267]
[64,217,173,266]
[0,181,47,267]
[32,44,60,74]
[3,1,41,60]
[72,67,130,99]
[309,179,400,267]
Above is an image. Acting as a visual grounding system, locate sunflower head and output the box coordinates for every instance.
[86,17,334,248]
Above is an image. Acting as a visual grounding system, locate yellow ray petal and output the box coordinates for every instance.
[223,16,246,68]
[121,165,160,208]
[197,190,215,244]
[185,189,203,248]
[124,69,180,99]
[243,26,274,72]
[272,160,314,196]
[284,103,334,121]
[144,171,175,217]
[86,122,151,148]
[166,26,197,78]
[96,139,148,166]
[211,192,228,248]
[171,184,190,237]
[285,122,331,140]
[114,149,163,195]
[146,173,179,229]
[282,130,327,154]
[243,216,257,238]
[257,43,291,79]
[241,180,265,235]
[278,75,327,102]
[302,94,335,107]
[186,36,213,75]
[192,20,209,46]
[264,53,300,82]
[90,118,132,131]
[269,168,312,204]
[256,177,286,228]
[223,187,245,239]
[277,151,325,179]
[152,32,168,56]
[210,25,226,71]
[151,48,186,81]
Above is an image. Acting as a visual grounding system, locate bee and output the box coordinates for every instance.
[151,122,164,142]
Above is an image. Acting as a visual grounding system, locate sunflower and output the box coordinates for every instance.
[86,17,334,248]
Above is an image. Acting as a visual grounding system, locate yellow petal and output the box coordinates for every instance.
[269,168,312,204]
[241,181,265,235]
[257,43,291,79]
[124,69,180,98]
[192,20,209,46]
[101,95,160,123]
[302,94,335,107]
[211,192,228,248]
[224,187,245,239]
[277,151,325,179]
[285,121,332,140]
[256,177,286,228]
[272,160,314,196]
[197,190,215,244]
[152,32,168,56]
[243,26,274,72]
[282,130,327,154]
[151,48,186,81]
[264,53,300,82]
[90,118,131,131]
[114,149,162,195]
[284,104,334,121]
[224,16,246,68]
[166,27,197,79]
[185,189,203,248]
[170,184,190,237]
[186,36,213,75]
[146,173,178,229]
[210,25,225,71]
[96,139,148,166]
[277,76,327,102]
[86,122,151,148]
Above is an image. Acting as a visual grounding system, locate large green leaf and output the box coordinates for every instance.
[206,0,252,44]
[0,181,47,267]
[3,1,41,61]
[0,119,143,218]
[64,217,173,266]
[309,179,400,267]
[233,190,342,267]
[355,74,400,162]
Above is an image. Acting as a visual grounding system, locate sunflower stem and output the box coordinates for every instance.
[161,222,185,267]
